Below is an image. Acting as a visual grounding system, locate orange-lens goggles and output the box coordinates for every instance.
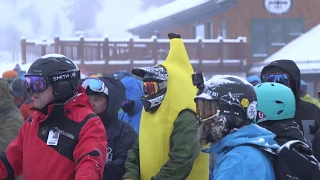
[143,81,166,97]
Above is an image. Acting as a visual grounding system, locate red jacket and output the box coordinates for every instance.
[19,98,34,121]
[0,87,107,180]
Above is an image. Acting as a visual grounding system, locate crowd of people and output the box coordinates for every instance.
[0,33,319,180]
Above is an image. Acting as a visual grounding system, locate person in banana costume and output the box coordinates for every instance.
[122,33,209,180]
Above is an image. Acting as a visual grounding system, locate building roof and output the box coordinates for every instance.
[126,0,234,35]
[126,0,210,30]
[249,23,320,74]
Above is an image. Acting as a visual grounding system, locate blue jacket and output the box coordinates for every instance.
[203,124,280,180]
[118,77,144,132]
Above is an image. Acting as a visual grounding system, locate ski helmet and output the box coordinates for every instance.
[254,82,295,123]
[195,75,257,123]
[25,54,80,102]
[131,65,168,112]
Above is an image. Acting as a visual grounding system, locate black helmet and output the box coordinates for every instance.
[131,65,168,112]
[10,78,27,97]
[25,54,80,102]
[195,75,257,124]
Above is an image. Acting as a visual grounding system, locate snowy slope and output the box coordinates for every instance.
[249,23,320,74]
[126,0,210,30]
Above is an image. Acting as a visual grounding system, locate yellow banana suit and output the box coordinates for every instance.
[138,34,209,180]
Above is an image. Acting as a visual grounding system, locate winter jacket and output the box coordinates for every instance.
[97,77,138,180]
[0,86,107,180]
[259,119,310,146]
[118,77,143,132]
[124,110,205,180]
[0,78,24,153]
[313,128,320,161]
[203,124,280,180]
[261,60,320,141]
[19,98,34,121]
[301,94,320,108]
[123,36,209,180]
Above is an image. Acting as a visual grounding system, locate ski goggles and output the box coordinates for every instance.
[81,78,108,95]
[122,99,134,106]
[261,73,290,87]
[143,81,167,97]
[195,99,220,122]
[25,76,48,93]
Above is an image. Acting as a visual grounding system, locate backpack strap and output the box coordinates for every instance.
[224,143,276,156]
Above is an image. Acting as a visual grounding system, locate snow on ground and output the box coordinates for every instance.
[249,23,320,74]
[126,0,210,30]
[0,61,32,76]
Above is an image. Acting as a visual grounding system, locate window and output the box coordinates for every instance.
[193,24,205,39]
[251,21,268,57]
[251,19,304,58]
[220,20,227,38]
[286,20,304,36]
[205,22,213,39]
[268,20,285,45]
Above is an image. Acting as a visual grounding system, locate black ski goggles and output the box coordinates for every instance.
[25,76,48,93]
[261,73,290,87]
[195,99,220,123]
[25,70,80,93]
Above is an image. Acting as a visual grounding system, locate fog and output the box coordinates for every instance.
[0,0,143,61]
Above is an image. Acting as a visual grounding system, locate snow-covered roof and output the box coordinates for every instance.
[126,0,212,30]
[249,23,320,74]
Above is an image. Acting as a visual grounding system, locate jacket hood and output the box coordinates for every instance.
[65,86,94,111]
[120,77,143,114]
[247,75,261,83]
[260,119,308,146]
[98,77,125,125]
[0,78,16,110]
[203,124,279,154]
[261,59,300,96]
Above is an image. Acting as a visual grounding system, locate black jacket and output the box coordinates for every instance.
[97,77,138,180]
[260,119,310,146]
[261,60,320,141]
[312,129,320,161]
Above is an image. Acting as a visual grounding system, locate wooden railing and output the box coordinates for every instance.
[21,36,248,65]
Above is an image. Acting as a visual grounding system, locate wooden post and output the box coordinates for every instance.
[152,37,158,63]
[41,39,47,56]
[197,38,202,67]
[239,38,245,70]
[20,37,27,64]
[129,38,134,69]
[219,38,224,68]
[54,36,60,53]
[103,37,110,74]
[78,36,85,65]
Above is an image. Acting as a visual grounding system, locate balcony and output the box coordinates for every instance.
[21,36,249,74]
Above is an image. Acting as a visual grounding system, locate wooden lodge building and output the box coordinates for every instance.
[21,0,320,95]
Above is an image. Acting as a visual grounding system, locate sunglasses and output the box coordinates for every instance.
[261,73,290,87]
[81,78,109,95]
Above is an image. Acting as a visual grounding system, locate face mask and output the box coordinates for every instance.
[198,115,228,145]
[121,99,135,113]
